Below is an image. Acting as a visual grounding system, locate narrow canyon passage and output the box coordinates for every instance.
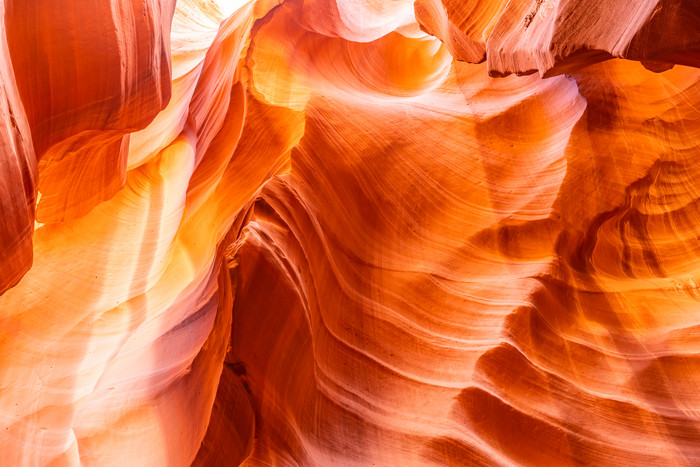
[0,0,699,466]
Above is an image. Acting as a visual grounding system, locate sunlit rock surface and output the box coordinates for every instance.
[0,0,699,465]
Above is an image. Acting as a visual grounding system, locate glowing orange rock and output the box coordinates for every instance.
[0,0,699,465]
[414,0,505,62]
[0,0,35,295]
[6,0,177,222]
[414,0,700,76]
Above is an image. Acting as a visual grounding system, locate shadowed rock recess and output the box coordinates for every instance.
[0,0,699,465]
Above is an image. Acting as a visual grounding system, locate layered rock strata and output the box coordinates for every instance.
[0,1,699,465]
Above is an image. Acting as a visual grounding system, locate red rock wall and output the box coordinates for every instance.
[0,0,699,465]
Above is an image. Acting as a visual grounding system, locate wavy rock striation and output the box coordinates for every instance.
[0,0,699,465]
[416,0,700,76]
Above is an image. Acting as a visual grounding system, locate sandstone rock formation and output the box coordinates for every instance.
[0,0,699,465]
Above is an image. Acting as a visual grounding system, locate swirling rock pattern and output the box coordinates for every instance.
[0,0,699,465]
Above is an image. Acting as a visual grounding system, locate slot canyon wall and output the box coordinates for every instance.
[0,0,699,465]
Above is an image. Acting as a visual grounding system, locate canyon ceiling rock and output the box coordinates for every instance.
[0,0,699,466]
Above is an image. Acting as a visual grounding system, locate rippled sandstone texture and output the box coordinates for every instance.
[0,0,699,465]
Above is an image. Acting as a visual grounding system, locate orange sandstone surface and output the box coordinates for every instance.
[0,0,699,465]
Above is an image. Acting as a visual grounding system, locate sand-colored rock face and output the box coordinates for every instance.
[0,0,699,465]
